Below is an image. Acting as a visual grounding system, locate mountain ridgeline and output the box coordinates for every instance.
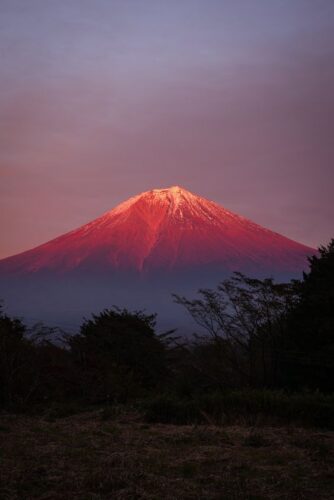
[0,186,315,329]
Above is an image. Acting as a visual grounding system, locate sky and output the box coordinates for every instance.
[1,0,333,258]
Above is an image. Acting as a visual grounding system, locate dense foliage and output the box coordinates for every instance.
[282,240,334,390]
[69,308,169,402]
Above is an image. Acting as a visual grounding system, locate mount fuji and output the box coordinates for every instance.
[0,186,313,276]
[0,186,315,330]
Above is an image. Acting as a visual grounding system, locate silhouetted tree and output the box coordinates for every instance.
[29,324,76,403]
[0,304,77,408]
[281,239,334,390]
[69,308,169,402]
[0,306,36,407]
[174,273,298,389]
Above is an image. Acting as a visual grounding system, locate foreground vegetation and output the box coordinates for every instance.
[1,408,334,499]
[0,240,333,497]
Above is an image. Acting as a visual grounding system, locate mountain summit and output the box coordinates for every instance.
[0,186,314,276]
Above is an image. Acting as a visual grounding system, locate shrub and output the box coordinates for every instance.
[143,390,334,429]
[69,308,169,403]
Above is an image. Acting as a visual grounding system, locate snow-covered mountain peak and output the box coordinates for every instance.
[147,185,195,202]
[110,185,200,218]
[0,186,315,276]
[152,185,190,198]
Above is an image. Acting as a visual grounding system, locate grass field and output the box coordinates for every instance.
[1,409,334,499]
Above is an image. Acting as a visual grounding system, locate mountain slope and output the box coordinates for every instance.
[0,186,314,276]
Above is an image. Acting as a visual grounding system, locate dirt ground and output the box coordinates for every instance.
[1,410,334,499]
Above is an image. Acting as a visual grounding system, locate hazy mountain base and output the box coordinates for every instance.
[0,265,304,333]
[1,409,334,500]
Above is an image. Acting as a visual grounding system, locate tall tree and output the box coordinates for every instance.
[0,306,33,407]
[282,239,334,390]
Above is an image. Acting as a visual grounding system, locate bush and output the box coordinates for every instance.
[143,390,334,429]
[69,308,169,403]
[143,394,200,425]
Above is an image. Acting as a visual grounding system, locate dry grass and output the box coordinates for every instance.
[1,409,334,499]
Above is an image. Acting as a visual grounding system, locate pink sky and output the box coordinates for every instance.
[1,0,333,258]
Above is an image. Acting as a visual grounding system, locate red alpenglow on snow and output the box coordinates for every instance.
[0,186,314,276]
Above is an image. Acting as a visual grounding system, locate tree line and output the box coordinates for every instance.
[0,240,333,419]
